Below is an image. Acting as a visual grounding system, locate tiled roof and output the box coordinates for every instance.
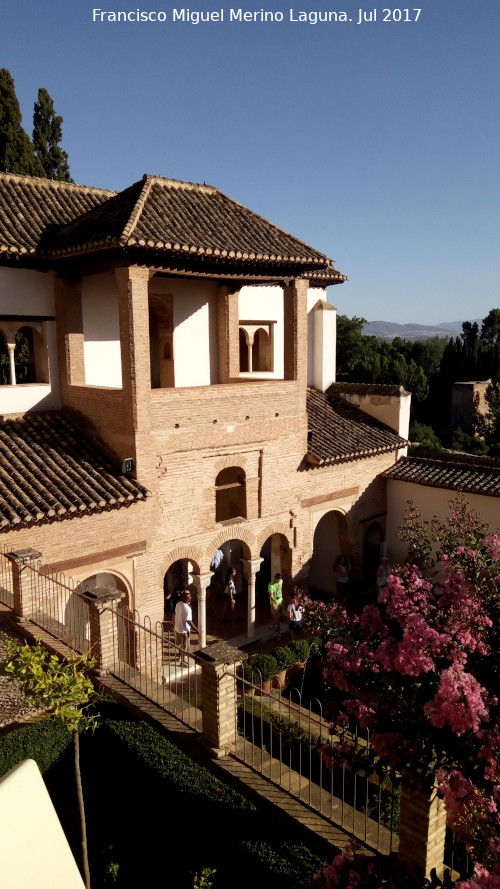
[0,173,112,257]
[306,388,407,466]
[383,449,500,497]
[0,413,149,530]
[0,172,346,283]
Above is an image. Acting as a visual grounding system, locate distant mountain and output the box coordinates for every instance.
[363,320,482,341]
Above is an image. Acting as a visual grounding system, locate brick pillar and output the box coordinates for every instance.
[54,278,85,387]
[283,278,308,391]
[5,548,42,618]
[242,557,263,639]
[192,572,212,648]
[80,585,125,674]
[216,284,240,383]
[194,641,246,756]
[398,780,447,878]
[115,266,153,483]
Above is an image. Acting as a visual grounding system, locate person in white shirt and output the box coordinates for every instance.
[174,590,199,665]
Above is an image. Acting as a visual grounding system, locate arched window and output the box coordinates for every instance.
[215,467,246,523]
[14,327,36,383]
[239,329,249,372]
[252,327,272,372]
[0,331,9,385]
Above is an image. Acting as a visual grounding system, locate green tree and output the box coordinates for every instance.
[0,69,41,175]
[335,314,367,376]
[480,309,500,348]
[4,640,98,889]
[409,421,442,449]
[33,87,72,181]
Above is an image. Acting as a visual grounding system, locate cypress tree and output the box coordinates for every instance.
[32,87,72,182]
[0,69,41,175]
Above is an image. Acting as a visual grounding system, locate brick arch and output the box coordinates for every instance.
[205,527,255,562]
[161,546,203,577]
[213,454,250,477]
[256,522,293,553]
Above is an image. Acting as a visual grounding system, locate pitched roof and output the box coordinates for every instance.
[383,449,500,498]
[0,413,149,531]
[0,172,346,283]
[306,388,407,466]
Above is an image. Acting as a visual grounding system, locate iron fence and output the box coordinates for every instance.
[0,545,14,608]
[231,664,399,855]
[105,601,203,733]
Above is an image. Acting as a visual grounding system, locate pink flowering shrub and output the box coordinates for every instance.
[306,498,500,880]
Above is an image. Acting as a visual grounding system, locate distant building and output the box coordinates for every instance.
[450,379,491,435]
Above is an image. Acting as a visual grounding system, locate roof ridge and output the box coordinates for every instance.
[0,170,116,197]
[146,174,219,194]
[120,176,155,243]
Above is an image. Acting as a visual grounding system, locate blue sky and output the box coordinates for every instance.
[2,0,499,324]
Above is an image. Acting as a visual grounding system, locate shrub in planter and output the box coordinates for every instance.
[288,639,310,664]
[248,653,278,682]
[271,645,296,672]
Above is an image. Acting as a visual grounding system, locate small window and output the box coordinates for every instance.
[215,466,246,523]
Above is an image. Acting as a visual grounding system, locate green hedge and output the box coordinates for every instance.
[1,700,325,888]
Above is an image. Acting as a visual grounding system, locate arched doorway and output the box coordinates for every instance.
[255,532,292,629]
[75,572,134,665]
[163,559,196,624]
[309,510,350,595]
[363,522,384,590]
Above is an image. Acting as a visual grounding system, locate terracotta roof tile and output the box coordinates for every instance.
[0,413,149,530]
[306,388,406,466]
[0,172,346,282]
[383,449,500,497]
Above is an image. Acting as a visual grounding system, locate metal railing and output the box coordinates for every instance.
[0,550,90,652]
[232,665,399,855]
[0,545,14,608]
[105,601,203,733]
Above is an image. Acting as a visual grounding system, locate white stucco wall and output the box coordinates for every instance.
[238,285,284,379]
[386,478,500,566]
[0,759,85,889]
[0,267,61,412]
[339,390,411,442]
[0,266,55,314]
[81,274,122,388]
[172,280,217,387]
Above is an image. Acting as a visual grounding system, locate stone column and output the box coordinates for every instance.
[194,641,246,756]
[241,557,263,639]
[5,548,42,618]
[398,780,447,878]
[192,572,212,649]
[80,585,125,674]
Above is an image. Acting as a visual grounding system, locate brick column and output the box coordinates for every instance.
[283,278,308,392]
[192,572,212,648]
[241,557,263,639]
[398,780,447,878]
[54,278,85,388]
[216,284,240,383]
[194,641,246,756]
[5,548,42,618]
[80,585,125,674]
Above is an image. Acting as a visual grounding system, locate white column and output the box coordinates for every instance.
[192,572,212,648]
[313,299,336,392]
[242,557,263,639]
[7,343,16,385]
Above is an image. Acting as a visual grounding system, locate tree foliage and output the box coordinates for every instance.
[0,70,71,179]
[33,87,72,181]
[0,69,41,175]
